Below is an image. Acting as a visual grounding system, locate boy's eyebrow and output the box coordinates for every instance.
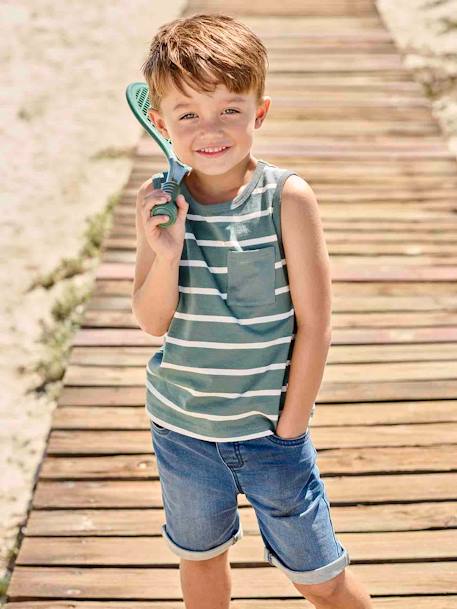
[172,96,247,112]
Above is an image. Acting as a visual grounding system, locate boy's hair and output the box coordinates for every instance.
[141,13,269,110]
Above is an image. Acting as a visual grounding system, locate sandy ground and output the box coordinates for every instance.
[0,0,187,591]
[0,0,456,598]
[377,0,457,155]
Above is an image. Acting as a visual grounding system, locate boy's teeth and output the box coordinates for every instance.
[199,146,227,152]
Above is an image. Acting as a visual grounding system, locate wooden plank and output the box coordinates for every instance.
[67,342,457,365]
[31,473,457,508]
[51,399,457,428]
[62,361,457,386]
[44,424,457,455]
[22,501,457,536]
[79,309,457,329]
[5,598,457,609]
[38,444,457,479]
[6,563,457,599]
[94,261,457,281]
[186,1,379,17]
[14,530,457,565]
[56,378,457,407]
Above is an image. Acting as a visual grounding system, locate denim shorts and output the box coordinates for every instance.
[150,420,350,585]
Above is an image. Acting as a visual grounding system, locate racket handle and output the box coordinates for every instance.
[150,180,179,227]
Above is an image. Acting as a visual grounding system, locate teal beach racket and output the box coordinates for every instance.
[125,82,192,227]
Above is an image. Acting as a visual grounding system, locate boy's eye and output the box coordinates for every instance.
[179,108,240,120]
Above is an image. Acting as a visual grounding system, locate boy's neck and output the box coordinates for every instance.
[184,153,259,204]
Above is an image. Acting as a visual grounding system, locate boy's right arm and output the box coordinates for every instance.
[131,182,180,337]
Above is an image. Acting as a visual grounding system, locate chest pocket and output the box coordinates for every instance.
[226,246,276,307]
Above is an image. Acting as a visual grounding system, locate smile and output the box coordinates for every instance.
[196,146,231,157]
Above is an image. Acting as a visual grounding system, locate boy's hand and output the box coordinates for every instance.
[137,179,189,261]
[275,412,310,439]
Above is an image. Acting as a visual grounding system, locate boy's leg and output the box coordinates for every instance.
[292,567,374,609]
[180,548,232,609]
[150,428,242,608]
[237,432,373,608]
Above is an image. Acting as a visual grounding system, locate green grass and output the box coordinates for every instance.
[28,191,121,291]
[0,534,22,605]
[29,190,122,394]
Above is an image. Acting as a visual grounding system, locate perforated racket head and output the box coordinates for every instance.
[125,82,192,227]
[125,82,175,159]
[126,82,191,181]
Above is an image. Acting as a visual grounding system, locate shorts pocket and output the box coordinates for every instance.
[227,246,276,307]
[267,427,311,446]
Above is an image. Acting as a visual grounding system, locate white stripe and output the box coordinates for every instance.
[158,360,290,376]
[178,284,290,298]
[252,183,277,195]
[146,407,279,442]
[146,374,288,399]
[164,334,295,349]
[180,258,286,273]
[276,285,290,295]
[145,382,280,421]
[185,232,277,248]
[186,201,275,223]
[173,307,295,325]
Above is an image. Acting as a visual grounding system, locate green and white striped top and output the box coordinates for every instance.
[145,159,316,442]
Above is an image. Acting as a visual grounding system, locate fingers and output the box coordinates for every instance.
[175,193,189,218]
[139,186,188,228]
[175,193,188,204]
[145,209,169,228]
[142,188,170,205]
[141,188,171,224]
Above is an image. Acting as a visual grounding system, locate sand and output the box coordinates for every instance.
[377,0,457,155]
[0,0,456,597]
[0,0,186,590]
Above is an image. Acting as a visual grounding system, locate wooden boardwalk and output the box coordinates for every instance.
[6,0,457,607]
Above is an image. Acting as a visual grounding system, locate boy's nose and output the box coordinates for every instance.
[199,116,225,131]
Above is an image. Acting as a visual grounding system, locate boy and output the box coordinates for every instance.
[132,13,373,609]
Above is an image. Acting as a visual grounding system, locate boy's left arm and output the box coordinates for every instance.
[275,175,333,439]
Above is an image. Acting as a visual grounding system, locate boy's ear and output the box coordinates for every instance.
[147,108,170,139]
[255,96,271,129]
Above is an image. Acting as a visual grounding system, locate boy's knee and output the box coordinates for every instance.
[293,569,345,601]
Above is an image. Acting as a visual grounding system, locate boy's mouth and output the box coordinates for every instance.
[195,145,231,158]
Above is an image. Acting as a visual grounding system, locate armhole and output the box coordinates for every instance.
[272,170,297,256]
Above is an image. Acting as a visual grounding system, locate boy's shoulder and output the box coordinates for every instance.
[281,173,316,202]
[262,161,309,190]
[261,162,314,204]
[279,172,320,235]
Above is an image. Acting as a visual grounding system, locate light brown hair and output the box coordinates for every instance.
[141,13,269,110]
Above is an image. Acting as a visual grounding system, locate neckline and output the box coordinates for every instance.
[179,159,266,215]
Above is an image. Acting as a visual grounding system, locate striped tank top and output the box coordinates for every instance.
[145,158,316,442]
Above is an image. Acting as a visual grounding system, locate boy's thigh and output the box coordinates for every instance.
[151,424,243,559]
[239,432,350,584]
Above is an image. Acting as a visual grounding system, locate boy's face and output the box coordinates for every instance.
[147,79,271,176]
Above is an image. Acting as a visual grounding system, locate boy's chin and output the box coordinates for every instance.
[184,159,230,176]
[192,165,234,176]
